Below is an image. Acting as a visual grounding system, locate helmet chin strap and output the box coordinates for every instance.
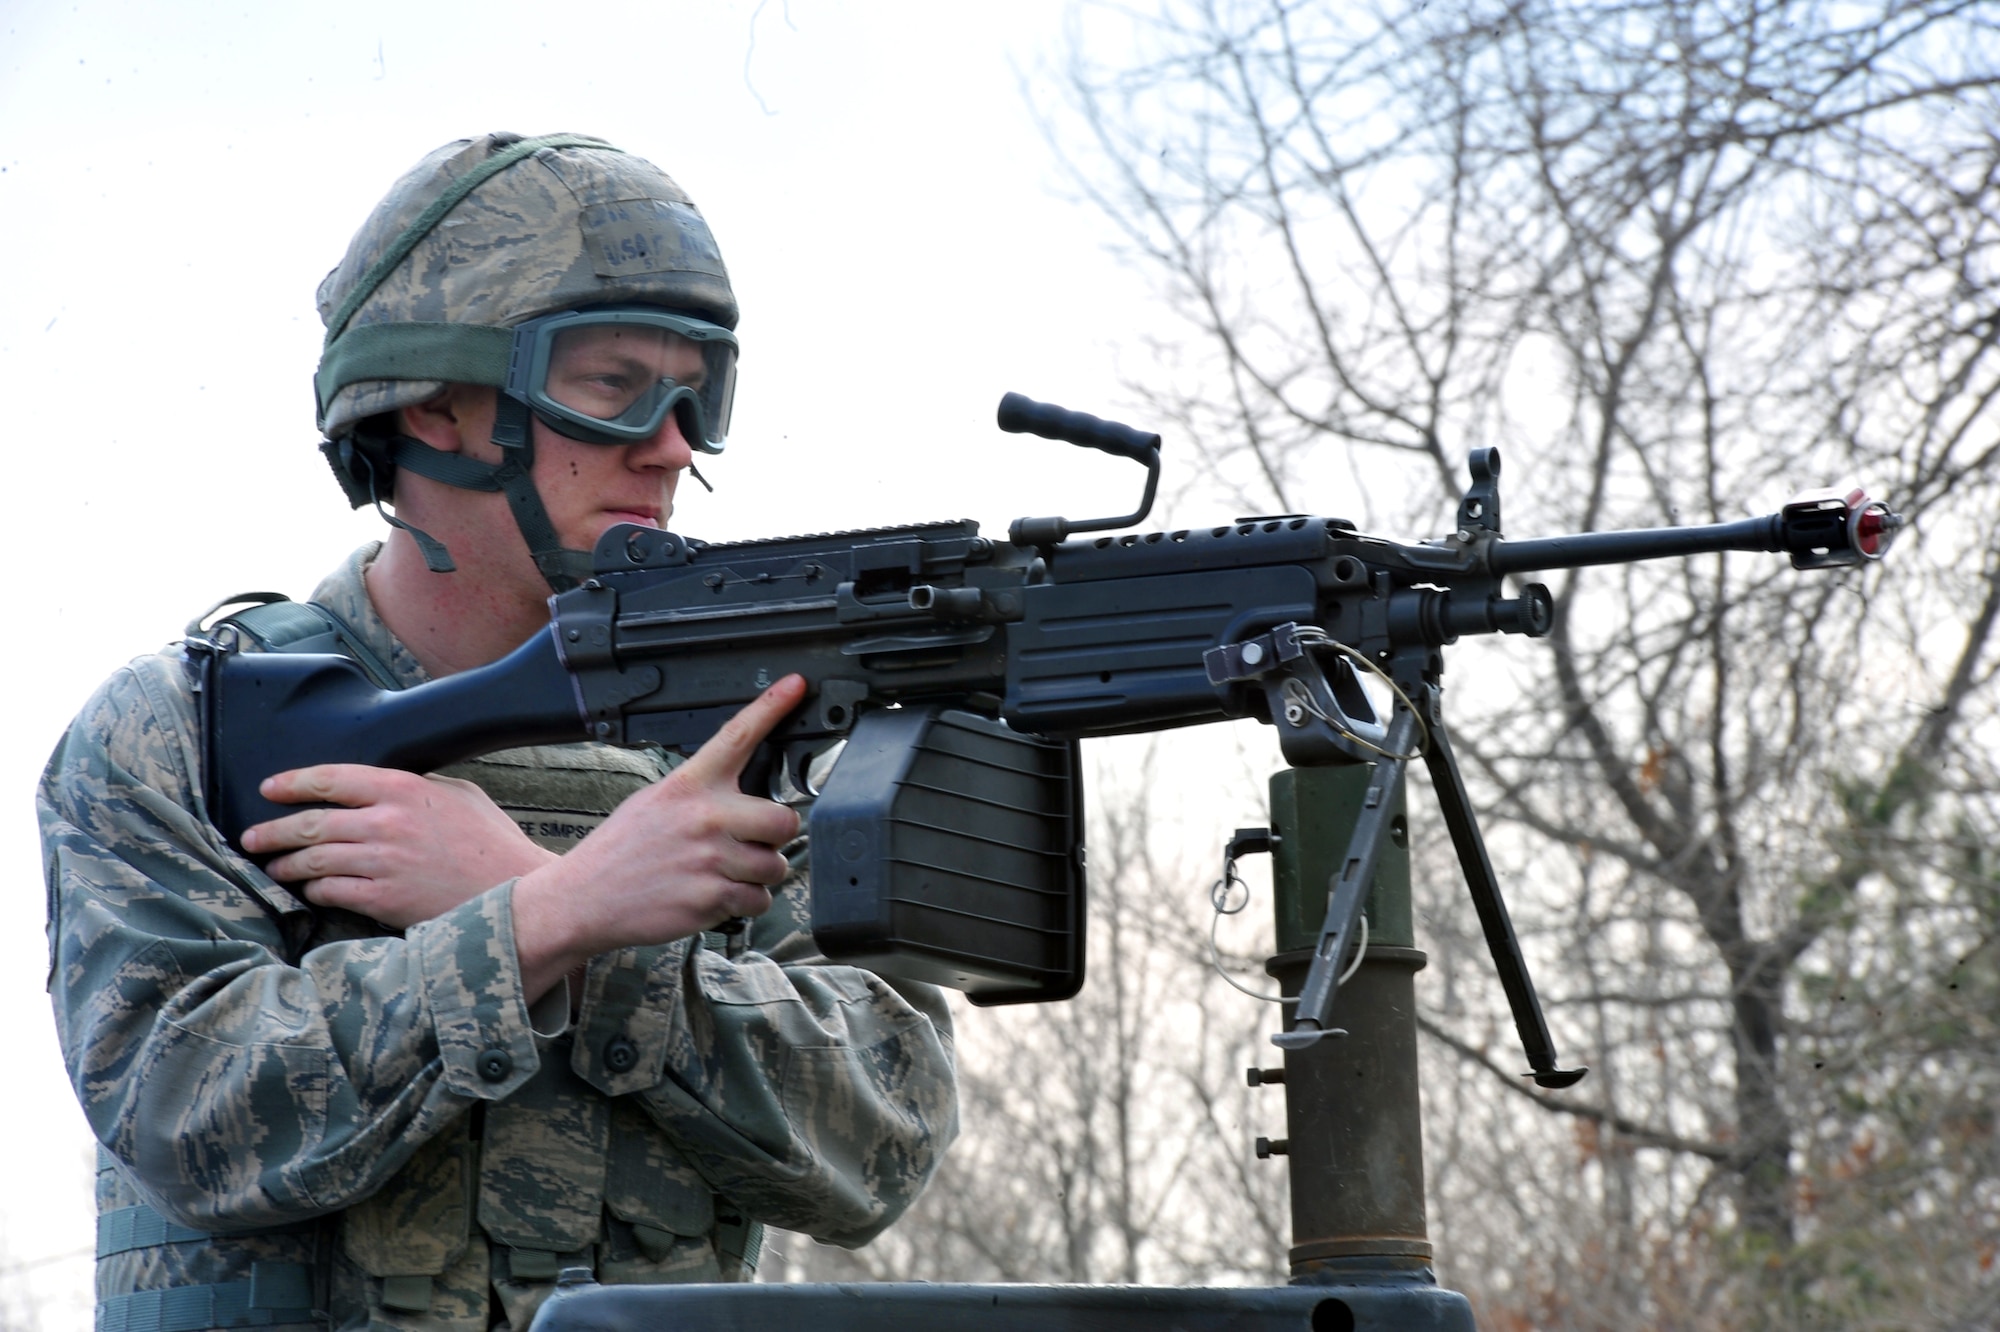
[487,395,596,593]
[380,396,594,594]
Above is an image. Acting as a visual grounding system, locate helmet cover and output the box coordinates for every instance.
[316,132,737,439]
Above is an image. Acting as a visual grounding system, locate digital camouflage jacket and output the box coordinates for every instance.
[41,546,958,1331]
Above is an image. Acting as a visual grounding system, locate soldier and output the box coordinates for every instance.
[40,133,958,1331]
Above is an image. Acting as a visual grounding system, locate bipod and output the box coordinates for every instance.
[1270,681,1586,1091]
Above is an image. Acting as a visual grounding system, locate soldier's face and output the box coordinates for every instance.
[529,325,704,549]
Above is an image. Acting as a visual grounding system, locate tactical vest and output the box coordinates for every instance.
[97,598,761,1332]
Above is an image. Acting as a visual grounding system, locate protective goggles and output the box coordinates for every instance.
[503,307,738,453]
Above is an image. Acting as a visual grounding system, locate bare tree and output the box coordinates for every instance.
[1043,1,2000,1325]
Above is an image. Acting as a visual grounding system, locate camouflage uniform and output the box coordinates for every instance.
[42,546,959,1331]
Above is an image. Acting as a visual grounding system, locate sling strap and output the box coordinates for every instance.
[191,592,400,690]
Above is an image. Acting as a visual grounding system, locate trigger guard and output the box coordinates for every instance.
[769,743,814,805]
[770,738,846,806]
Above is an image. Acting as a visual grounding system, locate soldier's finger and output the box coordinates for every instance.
[265,850,322,884]
[299,876,380,914]
[727,796,802,851]
[715,839,794,888]
[241,805,345,855]
[713,883,775,926]
[676,675,808,785]
[259,764,391,807]
[265,839,370,884]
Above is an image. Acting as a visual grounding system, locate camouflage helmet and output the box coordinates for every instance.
[315,131,737,443]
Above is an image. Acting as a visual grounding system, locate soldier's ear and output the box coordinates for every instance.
[398,385,498,456]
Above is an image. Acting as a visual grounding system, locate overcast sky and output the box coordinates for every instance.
[0,2,1190,1319]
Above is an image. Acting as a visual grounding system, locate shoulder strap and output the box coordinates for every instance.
[192,592,402,691]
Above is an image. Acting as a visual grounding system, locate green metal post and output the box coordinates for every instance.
[1258,765,1475,1327]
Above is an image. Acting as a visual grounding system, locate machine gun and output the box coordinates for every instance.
[194,395,1899,1330]
[198,393,1897,1019]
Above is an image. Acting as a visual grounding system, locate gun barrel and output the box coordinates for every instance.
[1491,515,1783,575]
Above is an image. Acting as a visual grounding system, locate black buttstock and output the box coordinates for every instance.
[199,627,585,848]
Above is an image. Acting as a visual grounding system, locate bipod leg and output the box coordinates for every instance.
[1421,719,1587,1090]
[1273,709,1419,1051]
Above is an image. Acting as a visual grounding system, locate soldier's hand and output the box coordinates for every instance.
[242,766,556,928]
[510,674,806,1002]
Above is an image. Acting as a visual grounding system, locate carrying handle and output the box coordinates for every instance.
[998,391,1162,463]
[1000,393,1163,548]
